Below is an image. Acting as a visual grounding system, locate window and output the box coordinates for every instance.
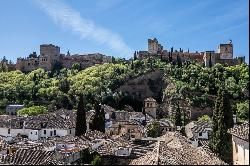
[199,132,202,136]
[8,129,10,134]
[35,132,37,135]
[50,131,53,136]
[150,103,153,107]
[44,130,46,135]
[28,63,30,66]
[54,130,56,135]
[70,130,71,134]
[31,132,32,134]
[147,103,149,107]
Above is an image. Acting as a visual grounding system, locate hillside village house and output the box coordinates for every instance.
[228,123,249,165]
[0,110,76,141]
[185,121,212,147]
[5,104,24,116]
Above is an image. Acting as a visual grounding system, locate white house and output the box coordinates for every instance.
[5,104,24,116]
[0,109,76,141]
[185,121,212,147]
[228,123,249,165]
[113,147,132,157]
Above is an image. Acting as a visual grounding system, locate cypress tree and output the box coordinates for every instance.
[134,51,137,60]
[209,88,233,164]
[131,60,134,70]
[175,105,182,127]
[92,104,101,131]
[75,95,87,136]
[169,52,173,62]
[177,55,182,67]
[150,57,153,70]
[111,111,116,120]
[99,108,106,133]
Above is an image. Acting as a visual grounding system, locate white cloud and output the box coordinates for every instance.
[34,0,133,57]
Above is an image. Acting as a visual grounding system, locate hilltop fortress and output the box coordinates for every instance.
[135,38,245,67]
[15,44,112,72]
[0,39,246,72]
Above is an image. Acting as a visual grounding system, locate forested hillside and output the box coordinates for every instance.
[0,58,248,122]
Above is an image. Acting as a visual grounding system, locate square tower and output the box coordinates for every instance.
[39,44,60,71]
[203,51,216,67]
[218,41,233,59]
[148,38,163,54]
[144,97,157,119]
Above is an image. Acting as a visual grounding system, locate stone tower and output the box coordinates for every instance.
[203,51,216,67]
[39,44,60,71]
[218,40,233,59]
[148,38,163,54]
[144,97,157,119]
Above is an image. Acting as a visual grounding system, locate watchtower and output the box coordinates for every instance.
[144,97,157,119]
[218,40,233,59]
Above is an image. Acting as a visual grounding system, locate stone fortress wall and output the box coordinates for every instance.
[137,38,245,67]
[15,44,112,72]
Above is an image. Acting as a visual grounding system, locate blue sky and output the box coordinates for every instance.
[0,0,249,63]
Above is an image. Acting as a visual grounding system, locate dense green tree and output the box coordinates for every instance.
[59,78,70,93]
[91,155,101,165]
[236,100,249,122]
[17,106,47,116]
[147,120,161,138]
[198,115,212,123]
[209,89,233,164]
[75,95,87,136]
[72,63,80,71]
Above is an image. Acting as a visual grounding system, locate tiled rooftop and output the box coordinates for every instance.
[228,123,249,141]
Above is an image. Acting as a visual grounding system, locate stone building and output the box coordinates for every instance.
[16,44,60,72]
[136,38,245,67]
[185,121,212,147]
[39,44,60,71]
[228,123,249,165]
[0,109,76,141]
[148,38,163,54]
[15,44,112,72]
[144,97,157,119]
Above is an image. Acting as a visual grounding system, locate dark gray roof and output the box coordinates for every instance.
[191,121,212,133]
[159,119,175,127]
[0,109,76,130]
[0,149,54,165]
